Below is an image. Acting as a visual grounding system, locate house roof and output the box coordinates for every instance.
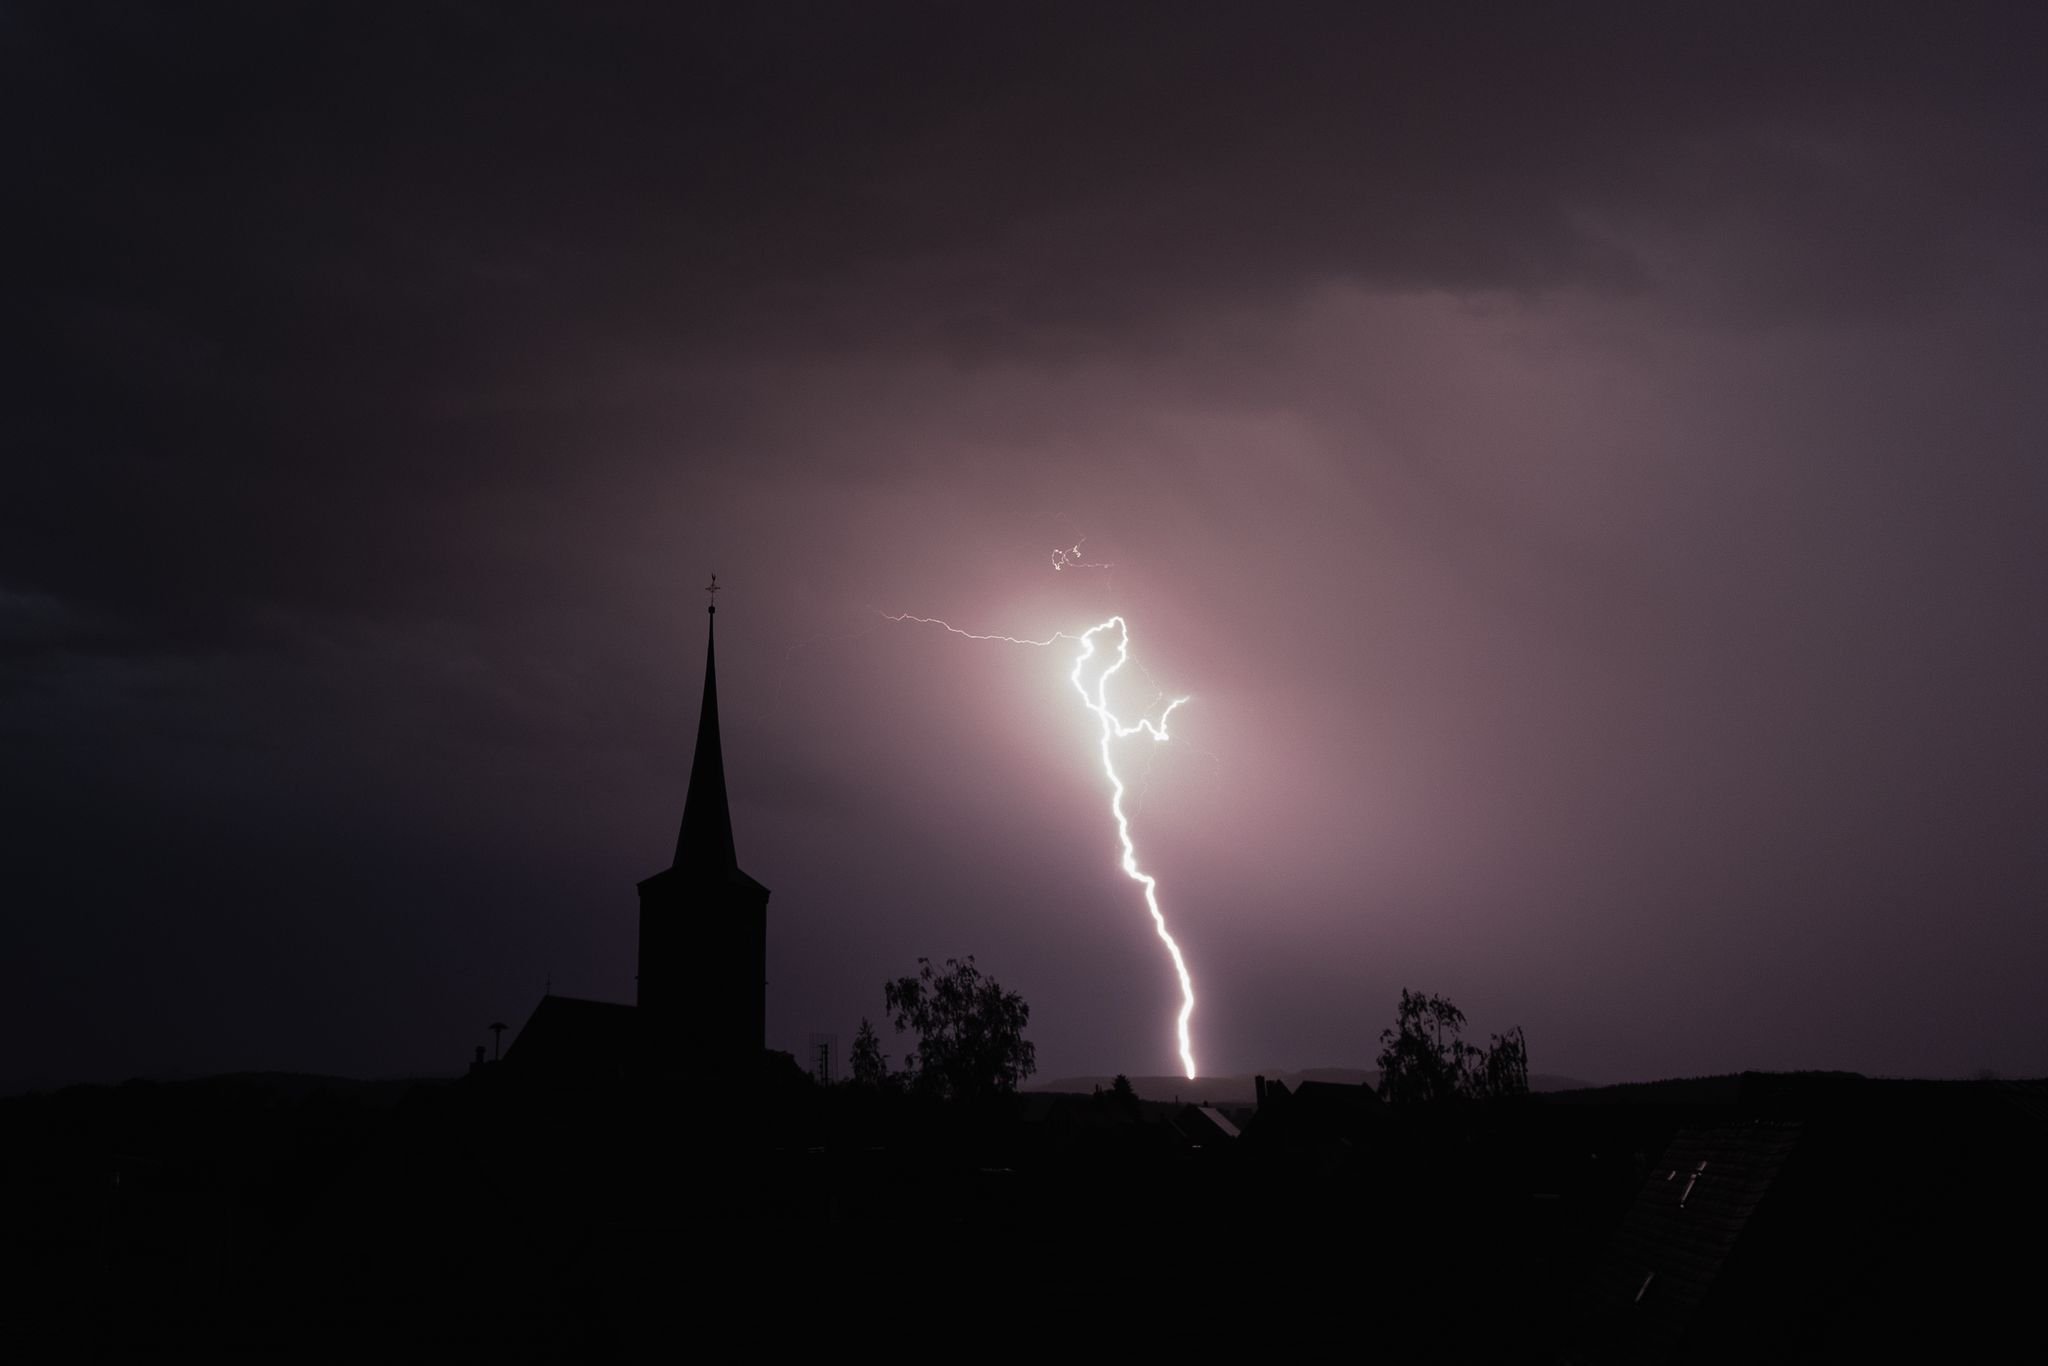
[1174,1104,1241,1143]
[1240,1076,1381,1151]
[1572,1121,1801,1362]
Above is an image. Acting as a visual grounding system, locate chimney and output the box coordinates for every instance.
[1254,1074,1267,1108]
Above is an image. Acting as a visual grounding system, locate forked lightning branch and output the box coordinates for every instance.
[883,610,1200,1079]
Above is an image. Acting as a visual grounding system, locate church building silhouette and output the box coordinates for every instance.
[501,593,771,1080]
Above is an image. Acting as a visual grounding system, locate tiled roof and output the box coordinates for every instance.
[1571,1121,1801,1363]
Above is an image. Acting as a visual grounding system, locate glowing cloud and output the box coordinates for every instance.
[883,610,1199,1079]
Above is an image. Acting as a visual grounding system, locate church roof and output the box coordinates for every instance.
[501,995,646,1077]
[674,605,739,876]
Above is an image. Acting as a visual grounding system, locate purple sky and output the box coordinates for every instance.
[7,4,2047,1087]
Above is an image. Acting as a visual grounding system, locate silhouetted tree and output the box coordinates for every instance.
[883,956,1036,1101]
[1111,1074,1136,1102]
[1467,1025,1530,1100]
[850,1017,890,1088]
[1376,989,1529,1102]
[1377,989,1473,1103]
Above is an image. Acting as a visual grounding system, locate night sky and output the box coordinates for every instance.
[8,4,2047,1089]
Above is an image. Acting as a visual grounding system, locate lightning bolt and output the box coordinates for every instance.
[1051,541,1114,572]
[884,610,1199,1079]
[880,614,1075,647]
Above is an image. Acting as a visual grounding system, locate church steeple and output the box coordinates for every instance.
[636,576,770,1054]
[674,598,738,875]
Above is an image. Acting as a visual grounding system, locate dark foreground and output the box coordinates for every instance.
[4,1064,2043,1361]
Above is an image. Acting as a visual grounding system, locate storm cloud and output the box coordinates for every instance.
[6,3,2045,1087]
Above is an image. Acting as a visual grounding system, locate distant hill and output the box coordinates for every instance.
[1029,1067,1594,1104]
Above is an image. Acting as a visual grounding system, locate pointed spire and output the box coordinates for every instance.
[674,592,738,875]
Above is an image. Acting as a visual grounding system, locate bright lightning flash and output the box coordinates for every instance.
[884,611,1199,1079]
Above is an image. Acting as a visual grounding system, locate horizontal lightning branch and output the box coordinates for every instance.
[879,613,1077,647]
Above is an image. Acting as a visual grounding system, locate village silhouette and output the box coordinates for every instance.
[5,601,2042,1361]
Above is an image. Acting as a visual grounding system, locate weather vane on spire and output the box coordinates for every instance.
[706,573,721,614]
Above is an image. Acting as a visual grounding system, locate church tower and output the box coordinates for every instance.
[636,590,770,1067]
